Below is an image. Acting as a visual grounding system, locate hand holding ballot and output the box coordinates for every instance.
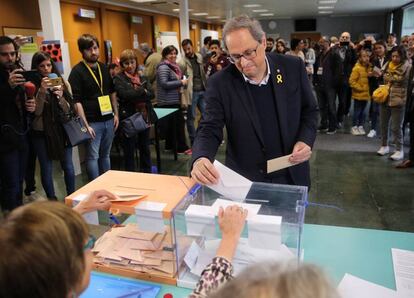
[289,141,312,164]
[73,189,116,215]
[191,157,220,185]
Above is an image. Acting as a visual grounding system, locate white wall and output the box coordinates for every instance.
[260,14,387,42]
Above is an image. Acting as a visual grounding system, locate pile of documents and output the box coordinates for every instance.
[92,224,175,276]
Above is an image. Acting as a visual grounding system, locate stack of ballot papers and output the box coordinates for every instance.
[92,224,175,276]
[183,238,295,277]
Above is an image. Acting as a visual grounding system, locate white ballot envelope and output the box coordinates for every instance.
[267,155,299,174]
[207,160,253,201]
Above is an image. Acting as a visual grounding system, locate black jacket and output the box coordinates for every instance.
[113,72,155,122]
[191,53,318,188]
[0,68,28,153]
[313,48,343,89]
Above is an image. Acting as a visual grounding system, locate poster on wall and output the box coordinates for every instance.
[41,40,63,74]
[200,29,219,48]
[20,43,39,70]
[159,32,181,60]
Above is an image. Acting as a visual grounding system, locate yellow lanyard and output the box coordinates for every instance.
[82,61,103,95]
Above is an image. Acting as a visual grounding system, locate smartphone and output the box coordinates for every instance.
[47,77,63,88]
[340,41,349,47]
[363,40,372,50]
[21,70,41,83]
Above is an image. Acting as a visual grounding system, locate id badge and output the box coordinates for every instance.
[98,95,113,115]
[317,67,323,75]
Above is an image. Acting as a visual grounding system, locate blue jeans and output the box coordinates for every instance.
[121,128,151,173]
[32,134,75,198]
[0,137,28,211]
[86,119,114,180]
[352,99,368,126]
[186,91,205,145]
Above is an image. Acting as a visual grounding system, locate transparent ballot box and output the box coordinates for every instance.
[65,170,196,285]
[172,182,308,289]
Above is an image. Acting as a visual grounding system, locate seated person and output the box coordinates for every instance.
[189,206,339,298]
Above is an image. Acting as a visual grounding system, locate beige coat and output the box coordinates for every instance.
[383,60,412,107]
[143,52,162,104]
[179,53,207,107]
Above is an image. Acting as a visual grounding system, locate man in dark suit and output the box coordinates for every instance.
[190,15,318,188]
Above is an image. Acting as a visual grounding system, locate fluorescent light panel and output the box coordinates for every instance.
[244,4,262,7]
[260,13,274,16]
[253,9,269,12]
[206,16,220,19]
[318,11,333,14]
[318,0,337,3]
[130,0,157,3]
[318,6,334,9]
[193,12,209,16]
[173,8,194,12]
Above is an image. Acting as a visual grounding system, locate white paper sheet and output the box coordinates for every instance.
[392,248,414,297]
[338,273,398,298]
[71,193,99,225]
[135,201,166,233]
[185,205,216,237]
[267,154,298,173]
[248,215,282,250]
[190,249,215,277]
[211,198,261,220]
[184,241,201,269]
[207,160,252,201]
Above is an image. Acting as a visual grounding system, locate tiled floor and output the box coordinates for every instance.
[26,121,414,233]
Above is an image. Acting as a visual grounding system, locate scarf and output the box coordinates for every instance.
[388,61,401,73]
[124,71,141,89]
[161,59,182,79]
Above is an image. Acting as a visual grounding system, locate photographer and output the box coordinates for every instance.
[30,51,75,200]
[205,39,230,78]
[0,36,36,212]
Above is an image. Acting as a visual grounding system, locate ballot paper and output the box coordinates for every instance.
[207,160,253,201]
[135,201,166,233]
[184,241,201,269]
[211,198,261,220]
[116,224,158,241]
[185,205,216,237]
[248,214,282,250]
[71,193,99,225]
[267,155,298,174]
[110,191,146,202]
[392,248,414,297]
[338,273,398,298]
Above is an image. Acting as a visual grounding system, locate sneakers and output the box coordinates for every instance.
[358,126,366,135]
[367,129,376,138]
[390,151,404,161]
[377,146,390,156]
[178,148,192,155]
[351,126,359,135]
[326,129,336,135]
[317,125,328,133]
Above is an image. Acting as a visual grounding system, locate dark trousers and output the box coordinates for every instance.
[409,111,414,160]
[121,128,151,173]
[24,135,37,195]
[337,81,352,122]
[0,138,28,211]
[369,101,380,131]
[316,86,337,130]
[160,104,189,152]
[352,99,368,126]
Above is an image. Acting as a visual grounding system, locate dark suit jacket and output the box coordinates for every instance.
[191,53,318,188]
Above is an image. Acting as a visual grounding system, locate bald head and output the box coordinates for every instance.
[340,32,351,42]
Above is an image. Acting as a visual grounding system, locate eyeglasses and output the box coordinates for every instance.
[229,44,260,64]
[83,234,96,251]
[0,51,17,57]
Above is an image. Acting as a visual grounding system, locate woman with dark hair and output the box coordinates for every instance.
[286,38,305,61]
[275,39,289,54]
[30,51,75,200]
[113,49,155,172]
[156,45,190,154]
[377,45,412,160]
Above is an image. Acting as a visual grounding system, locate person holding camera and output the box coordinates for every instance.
[0,36,36,211]
[205,39,230,78]
[113,49,155,172]
[30,51,75,200]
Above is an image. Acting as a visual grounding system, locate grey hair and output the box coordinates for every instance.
[209,261,340,298]
[138,43,151,54]
[222,15,265,50]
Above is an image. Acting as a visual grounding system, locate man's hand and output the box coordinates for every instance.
[25,99,36,113]
[72,189,116,215]
[289,141,312,164]
[8,69,25,88]
[87,125,96,139]
[113,114,119,131]
[191,157,220,185]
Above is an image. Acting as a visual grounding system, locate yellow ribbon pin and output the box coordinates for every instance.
[276,74,283,84]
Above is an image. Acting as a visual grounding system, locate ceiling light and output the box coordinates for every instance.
[260,13,274,16]
[130,0,157,3]
[193,12,209,16]
[206,16,220,19]
[244,4,261,7]
[318,6,334,9]
[173,8,193,12]
[252,9,269,12]
[318,0,337,3]
[318,11,333,14]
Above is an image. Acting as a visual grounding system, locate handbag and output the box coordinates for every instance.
[121,112,149,138]
[372,84,389,104]
[62,116,92,146]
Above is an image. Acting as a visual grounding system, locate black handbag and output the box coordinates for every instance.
[121,112,149,138]
[62,116,92,146]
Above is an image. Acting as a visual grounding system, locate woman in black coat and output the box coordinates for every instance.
[114,49,155,172]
